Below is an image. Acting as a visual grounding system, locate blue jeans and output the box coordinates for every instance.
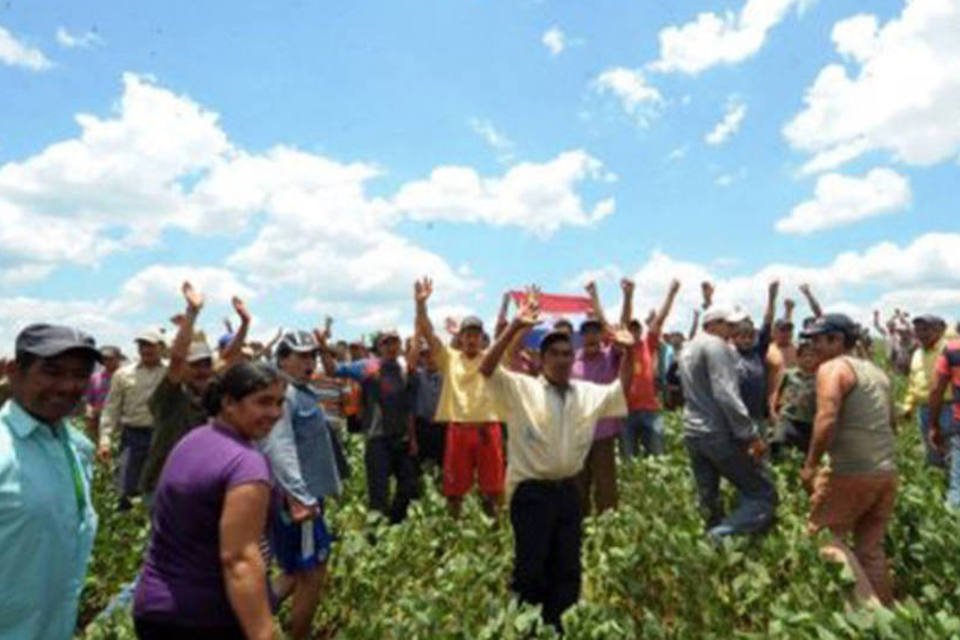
[620,410,665,459]
[684,434,777,537]
[918,406,954,468]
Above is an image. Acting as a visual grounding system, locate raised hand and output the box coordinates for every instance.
[701,281,715,308]
[785,298,796,311]
[609,326,636,348]
[668,278,681,295]
[232,296,251,323]
[621,278,635,295]
[182,281,204,313]
[584,280,598,297]
[322,315,333,339]
[444,316,460,336]
[414,277,434,303]
[798,283,812,295]
[515,294,541,327]
[769,279,780,298]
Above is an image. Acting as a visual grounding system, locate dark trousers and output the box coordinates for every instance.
[134,617,244,639]
[510,478,582,632]
[415,417,447,468]
[365,435,420,524]
[117,427,153,499]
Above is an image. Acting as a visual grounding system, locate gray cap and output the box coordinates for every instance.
[280,330,319,353]
[15,324,102,362]
[186,341,214,363]
[800,313,859,339]
[459,316,484,332]
[135,329,164,345]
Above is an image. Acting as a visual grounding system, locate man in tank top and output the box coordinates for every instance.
[800,313,897,607]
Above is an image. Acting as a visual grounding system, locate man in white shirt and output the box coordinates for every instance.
[479,294,632,631]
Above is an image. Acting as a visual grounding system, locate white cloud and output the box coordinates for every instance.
[593,67,663,126]
[666,146,688,162]
[108,265,256,315]
[776,167,911,234]
[391,150,616,236]
[714,168,748,187]
[649,0,802,75]
[705,97,747,145]
[542,27,566,56]
[784,0,960,173]
[0,24,52,70]
[55,27,104,49]
[468,118,515,162]
[570,232,960,331]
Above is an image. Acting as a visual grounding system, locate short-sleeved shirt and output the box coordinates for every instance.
[735,326,772,420]
[336,358,417,439]
[140,377,209,495]
[572,346,623,440]
[777,368,816,424]
[627,332,660,411]
[134,423,272,627]
[487,368,628,494]
[936,339,960,422]
[85,369,114,413]
[434,345,504,423]
[0,401,98,640]
[415,368,443,422]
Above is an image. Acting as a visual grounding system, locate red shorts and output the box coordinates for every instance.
[443,423,505,498]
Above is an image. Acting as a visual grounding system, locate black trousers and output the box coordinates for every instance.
[134,617,244,640]
[510,478,582,632]
[365,435,420,524]
[415,417,447,468]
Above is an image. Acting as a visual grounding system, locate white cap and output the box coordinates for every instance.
[703,306,747,325]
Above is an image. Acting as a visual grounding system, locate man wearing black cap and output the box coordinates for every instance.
[0,324,102,638]
[139,282,218,501]
[479,295,633,631]
[901,314,951,467]
[800,313,897,606]
[99,327,166,510]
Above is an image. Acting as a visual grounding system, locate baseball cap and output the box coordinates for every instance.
[539,329,573,354]
[377,329,401,345]
[15,324,102,363]
[135,329,164,345]
[459,316,484,332]
[800,313,858,339]
[912,314,945,326]
[702,306,738,326]
[279,330,319,354]
[100,345,123,359]
[187,341,214,363]
[579,318,603,333]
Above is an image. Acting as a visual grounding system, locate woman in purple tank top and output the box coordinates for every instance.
[133,362,285,640]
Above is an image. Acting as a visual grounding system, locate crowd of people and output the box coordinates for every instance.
[0,276,957,638]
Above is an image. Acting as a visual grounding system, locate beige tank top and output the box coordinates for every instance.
[829,356,896,475]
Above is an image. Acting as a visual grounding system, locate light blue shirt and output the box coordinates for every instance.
[0,400,98,640]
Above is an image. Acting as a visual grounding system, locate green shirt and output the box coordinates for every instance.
[0,400,98,639]
[139,377,208,494]
[778,368,817,424]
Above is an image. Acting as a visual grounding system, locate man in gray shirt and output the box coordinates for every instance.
[680,306,777,539]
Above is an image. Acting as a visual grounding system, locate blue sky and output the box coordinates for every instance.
[1,0,958,350]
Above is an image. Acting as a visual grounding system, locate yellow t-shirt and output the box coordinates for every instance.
[433,344,504,423]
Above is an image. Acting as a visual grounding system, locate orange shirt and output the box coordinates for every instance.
[627,332,660,411]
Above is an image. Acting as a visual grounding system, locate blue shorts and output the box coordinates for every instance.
[270,505,333,575]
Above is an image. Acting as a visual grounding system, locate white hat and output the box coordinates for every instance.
[703,306,747,325]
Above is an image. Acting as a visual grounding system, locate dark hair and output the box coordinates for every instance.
[204,361,282,416]
[14,350,40,370]
[540,332,573,356]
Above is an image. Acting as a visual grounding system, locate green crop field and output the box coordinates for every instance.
[80,407,960,640]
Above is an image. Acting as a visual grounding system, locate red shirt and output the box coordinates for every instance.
[935,339,960,422]
[627,331,660,411]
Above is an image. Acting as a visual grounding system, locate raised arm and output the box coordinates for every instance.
[609,327,636,395]
[620,278,635,326]
[701,281,714,311]
[168,281,205,384]
[480,295,539,377]
[495,291,512,339]
[872,310,888,338]
[220,296,250,368]
[584,281,609,328]
[799,283,823,319]
[763,280,779,332]
[651,279,681,336]
[414,277,443,358]
[783,298,796,325]
[314,328,339,378]
[688,309,700,340]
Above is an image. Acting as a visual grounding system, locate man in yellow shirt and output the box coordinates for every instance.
[901,315,951,467]
[415,277,505,518]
